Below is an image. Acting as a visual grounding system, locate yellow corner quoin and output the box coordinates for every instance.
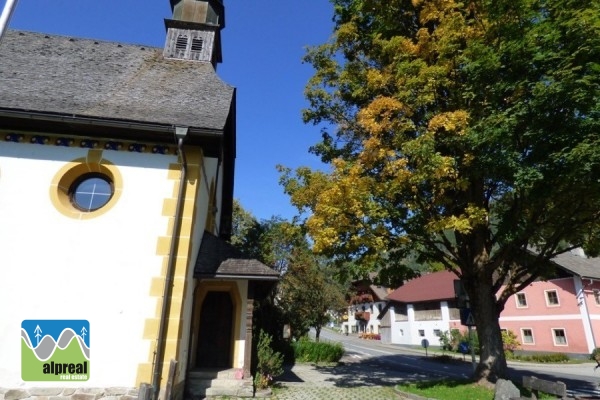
[137,151,203,386]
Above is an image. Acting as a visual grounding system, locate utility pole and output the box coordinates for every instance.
[0,0,19,44]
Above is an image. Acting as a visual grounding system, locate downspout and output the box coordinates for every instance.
[152,126,188,400]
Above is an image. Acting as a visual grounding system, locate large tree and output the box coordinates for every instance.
[280,0,600,382]
[278,248,348,341]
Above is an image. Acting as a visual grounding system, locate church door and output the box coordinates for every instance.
[196,291,233,368]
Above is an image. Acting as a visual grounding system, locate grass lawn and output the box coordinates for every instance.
[396,379,494,400]
[396,378,557,400]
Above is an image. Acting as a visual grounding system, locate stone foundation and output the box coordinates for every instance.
[0,387,139,400]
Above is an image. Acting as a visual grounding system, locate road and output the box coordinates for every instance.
[318,329,600,399]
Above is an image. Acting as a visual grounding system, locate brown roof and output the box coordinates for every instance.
[386,270,458,303]
[194,231,279,281]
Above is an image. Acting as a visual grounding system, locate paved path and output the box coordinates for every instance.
[270,355,413,400]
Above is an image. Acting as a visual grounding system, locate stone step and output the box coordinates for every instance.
[187,368,244,380]
[186,368,256,399]
[187,378,252,389]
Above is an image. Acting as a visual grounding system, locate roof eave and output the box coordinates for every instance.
[0,108,224,144]
[197,273,280,281]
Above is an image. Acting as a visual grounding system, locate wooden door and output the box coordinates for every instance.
[196,291,233,368]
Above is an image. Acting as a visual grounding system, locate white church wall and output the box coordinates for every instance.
[0,141,177,387]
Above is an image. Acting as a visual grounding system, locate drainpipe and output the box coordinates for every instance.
[152,126,189,400]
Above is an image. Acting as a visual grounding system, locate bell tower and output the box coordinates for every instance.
[164,0,224,67]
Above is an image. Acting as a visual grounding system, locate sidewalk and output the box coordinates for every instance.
[271,354,413,400]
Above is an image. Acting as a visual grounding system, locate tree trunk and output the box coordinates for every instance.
[469,276,508,383]
[315,326,321,342]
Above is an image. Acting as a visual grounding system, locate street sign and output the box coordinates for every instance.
[460,308,476,326]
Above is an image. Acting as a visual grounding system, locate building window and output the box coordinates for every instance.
[553,329,567,346]
[70,173,113,212]
[50,158,122,220]
[516,293,528,308]
[521,328,534,344]
[433,329,441,337]
[545,290,560,306]
[418,329,425,337]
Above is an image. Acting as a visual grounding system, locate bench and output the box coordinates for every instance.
[513,375,567,399]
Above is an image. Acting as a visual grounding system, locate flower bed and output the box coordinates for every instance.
[358,332,381,340]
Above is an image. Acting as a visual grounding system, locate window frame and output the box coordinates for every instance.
[552,328,568,346]
[545,290,560,307]
[521,328,534,345]
[515,293,528,308]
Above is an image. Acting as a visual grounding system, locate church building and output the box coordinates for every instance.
[0,1,278,399]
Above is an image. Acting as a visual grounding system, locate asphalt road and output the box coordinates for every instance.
[317,328,600,399]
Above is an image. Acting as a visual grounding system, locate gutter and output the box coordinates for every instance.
[151,126,189,400]
[0,109,223,138]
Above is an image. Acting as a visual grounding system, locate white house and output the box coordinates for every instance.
[378,271,462,346]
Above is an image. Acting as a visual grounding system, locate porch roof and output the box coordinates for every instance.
[193,231,280,281]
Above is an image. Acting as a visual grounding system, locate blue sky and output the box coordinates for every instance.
[5,0,334,221]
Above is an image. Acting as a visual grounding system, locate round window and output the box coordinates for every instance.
[69,173,114,212]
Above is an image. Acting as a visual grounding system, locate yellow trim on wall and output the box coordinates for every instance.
[136,148,204,388]
[49,151,123,220]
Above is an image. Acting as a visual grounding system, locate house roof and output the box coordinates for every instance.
[0,30,235,133]
[194,232,280,281]
[386,270,458,303]
[351,272,391,301]
[551,251,600,280]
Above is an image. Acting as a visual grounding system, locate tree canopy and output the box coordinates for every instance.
[280,0,600,382]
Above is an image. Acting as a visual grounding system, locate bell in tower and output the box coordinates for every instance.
[164,0,225,67]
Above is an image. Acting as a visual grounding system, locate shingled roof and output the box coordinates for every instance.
[194,231,280,281]
[0,29,234,132]
[386,270,458,303]
[551,251,600,280]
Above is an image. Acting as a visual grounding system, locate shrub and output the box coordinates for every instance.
[439,329,462,352]
[292,336,344,363]
[516,353,570,363]
[440,329,480,355]
[591,348,600,362]
[502,330,521,358]
[254,330,284,390]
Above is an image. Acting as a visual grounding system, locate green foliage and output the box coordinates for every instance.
[278,249,348,341]
[502,330,521,358]
[281,0,600,381]
[590,347,600,362]
[397,379,494,400]
[254,330,284,390]
[514,353,570,363]
[439,329,479,355]
[291,337,344,363]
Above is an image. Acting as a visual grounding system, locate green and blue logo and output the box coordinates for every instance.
[21,320,90,381]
